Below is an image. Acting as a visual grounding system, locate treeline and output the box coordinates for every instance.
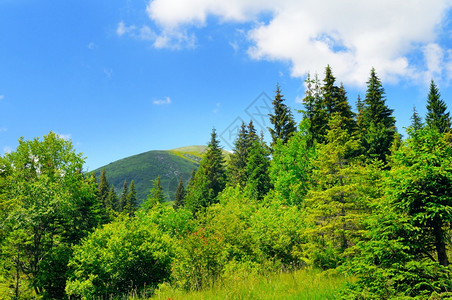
[1,66,452,299]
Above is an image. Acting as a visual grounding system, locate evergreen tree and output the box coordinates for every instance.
[145,176,165,208]
[125,180,137,215]
[106,186,119,212]
[269,84,297,147]
[228,121,260,187]
[305,113,364,268]
[426,80,451,133]
[410,106,423,134]
[185,128,226,213]
[228,122,249,187]
[98,168,110,209]
[360,68,396,163]
[173,179,186,209]
[119,180,128,212]
[245,139,271,200]
[301,73,324,145]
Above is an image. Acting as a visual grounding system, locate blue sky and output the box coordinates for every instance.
[1,1,452,170]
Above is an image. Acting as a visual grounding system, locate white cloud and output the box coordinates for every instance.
[117,21,136,36]
[56,133,72,141]
[3,146,12,154]
[104,68,113,78]
[153,96,172,105]
[88,42,97,50]
[145,0,452,85]
[0,95,4,100]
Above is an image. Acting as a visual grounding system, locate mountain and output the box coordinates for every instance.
[93,146,230,203]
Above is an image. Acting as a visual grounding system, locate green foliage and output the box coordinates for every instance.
[185,129,226,214]
[359,68,397,163]
[173,179,186,209]
[125,180,137,216]
[426,79,451,133]
[0,132,102,298]
[343,127,452,298]
[144,176,165,209]
[269,119,315,205]
[66,214,176,298]
[304,114,368,269]
[94,150,199,202]
[269,84,297,147]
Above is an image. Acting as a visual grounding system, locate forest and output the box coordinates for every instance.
[1,66,452,299]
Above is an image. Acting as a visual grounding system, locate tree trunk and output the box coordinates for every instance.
[433,220,449,266]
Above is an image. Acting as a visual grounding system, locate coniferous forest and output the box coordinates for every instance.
[1,66,452,299]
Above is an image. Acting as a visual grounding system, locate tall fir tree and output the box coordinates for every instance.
[426,80,451,133]
[245,138,271,200]
[173,179,186,209]
[360,68,396,163]
[228,122,249,187]
[269,84,297,147]
[305,113,364,268]
[185,128,226,213]
[97,168,110,209]
[301,73,324,145]
[119,180,128,212]
[144,176,165,209]
[125,180,137,216]
[106,186,119,213]
[228,121,260,187]
[410,106,423,134]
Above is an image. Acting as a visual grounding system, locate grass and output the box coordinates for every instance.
[147,268,350,300]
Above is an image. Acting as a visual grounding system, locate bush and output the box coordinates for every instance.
[66,214,175,298]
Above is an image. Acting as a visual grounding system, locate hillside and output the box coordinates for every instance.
[94,147,202,203]
[93,146,231,203]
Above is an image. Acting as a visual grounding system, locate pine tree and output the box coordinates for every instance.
[301,73,324,145]
[321,66,355,135]
[185,128,227,213]
[98,168,110,209]
[125,180,137,216]
[360,68,396,163]
[228,122,249,187]
[305,113,364,268]
[410,106,423,134]
[426,80,451,133]
[106,186,119,212]
[119,180,128,212]
[144,176,165,208]
[269,84,297,147]
[245,139,271,200]
[173,179,186,209]
[228,121,260,187]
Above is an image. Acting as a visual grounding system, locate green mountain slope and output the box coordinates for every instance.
[94,148,202,203]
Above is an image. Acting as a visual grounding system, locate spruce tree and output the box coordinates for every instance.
[98,168,110,209]
[321,66,355,135]
[106,186,119,212]
[360,68,396,163]
[426,80,451,133]
[119,180,128,212]
[228,122,249,187]
[173,179,186,209]
[144,176,165,208]
[301,73,324,145]
[268,84,297,147]
[410,106,423,134]
[245,139,271,200]
[125,180,137,216]
[185,128,226,213]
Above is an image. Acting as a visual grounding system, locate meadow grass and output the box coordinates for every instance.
[147,268,350,300]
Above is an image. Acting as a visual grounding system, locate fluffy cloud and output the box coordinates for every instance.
[153,96,172,105]
[145,0,452,85]
[0,95,4,100]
